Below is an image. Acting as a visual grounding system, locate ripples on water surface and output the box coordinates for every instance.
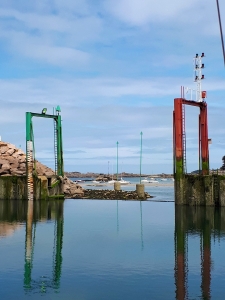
[0,183,225,299]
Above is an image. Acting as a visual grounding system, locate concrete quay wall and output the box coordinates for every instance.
[175,174,225,206]
[0,175,64,200]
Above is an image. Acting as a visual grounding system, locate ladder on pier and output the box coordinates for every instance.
[182,104,187,174]
[54,120,58,175]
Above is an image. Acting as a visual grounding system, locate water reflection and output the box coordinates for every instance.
[0,199,64,294]
[175,206,225,300]
[140,201,144,250]
[24,200,64,293]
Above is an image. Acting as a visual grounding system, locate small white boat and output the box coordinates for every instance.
[141,177,159,183]
[119,178,130,185]
[161,178,167,181]
[148,179,159,183]
[92,180,106,186]
[108,180,116,184]
[141,178,149,183]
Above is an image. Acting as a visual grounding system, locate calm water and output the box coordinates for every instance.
[0,183,225,299]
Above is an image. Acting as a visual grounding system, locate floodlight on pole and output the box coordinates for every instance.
[140,132,143,184]
[55,106,61,115]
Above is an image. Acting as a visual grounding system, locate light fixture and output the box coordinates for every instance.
[42,108,47,114]
[55,105,61,113]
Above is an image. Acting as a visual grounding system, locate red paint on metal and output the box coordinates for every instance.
[173,111,175,175]
[199,114,201,173]
[200,104,209,175]
[174,98,183,161]
[201,246,211,299]
[174,98,209,175]
[176,253,187,300]
[202,91,207,98]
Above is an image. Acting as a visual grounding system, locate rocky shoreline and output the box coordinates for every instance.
[64,171,173,179]
[79,189,152,200]
[0,141,84,199]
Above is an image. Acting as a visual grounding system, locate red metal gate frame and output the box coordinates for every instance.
[173,98,209,177]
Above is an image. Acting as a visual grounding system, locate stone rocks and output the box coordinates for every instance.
[0,141,56,177]
[61,176,84,198]
[0,141,84,199]
[81,189,152,200]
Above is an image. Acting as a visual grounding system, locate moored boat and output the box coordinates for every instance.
[119,178,130,185]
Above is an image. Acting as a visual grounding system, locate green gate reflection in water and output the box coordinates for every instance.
[23,200,64,293]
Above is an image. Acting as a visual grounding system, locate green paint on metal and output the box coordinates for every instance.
[116,141,119,181]
[202,161,209,174]
[26,112,32,141]
[175,159,183,180]
[140,132,143,184]
[56,115,64,177]
[26,110,64,177]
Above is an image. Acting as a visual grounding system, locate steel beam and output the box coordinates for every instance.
[200,105,209,175]
[174,98,183,178]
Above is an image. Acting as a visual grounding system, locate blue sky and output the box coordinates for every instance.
[0,0,225,174]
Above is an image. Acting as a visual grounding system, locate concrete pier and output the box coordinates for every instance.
[175,174,225,206]
[114,182,121,191]
[0,175,64,200]
[136,184,145,198]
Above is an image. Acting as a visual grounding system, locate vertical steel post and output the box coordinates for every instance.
[199,114,201,174]
[174,98,184,179]
[26,112,32,142]
[200,104,209,175]
[116,141,119,181]
[173,111,176,177]
[140,132,143,184]
[26,112,34,201]
[56,115,64,177]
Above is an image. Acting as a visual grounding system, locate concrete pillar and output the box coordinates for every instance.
[136,184,145,198]
[114,182,121,191]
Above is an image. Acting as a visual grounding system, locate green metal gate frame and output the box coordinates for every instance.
[26,108,64,200]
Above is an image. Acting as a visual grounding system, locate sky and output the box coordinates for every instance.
[0,0,225,174]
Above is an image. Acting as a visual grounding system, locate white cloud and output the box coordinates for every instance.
[21,42,90,66]
[105,0,197,26]
[0,4,102,66]
[0,76,224,112]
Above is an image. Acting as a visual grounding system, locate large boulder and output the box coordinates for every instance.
[62,176,84,198]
